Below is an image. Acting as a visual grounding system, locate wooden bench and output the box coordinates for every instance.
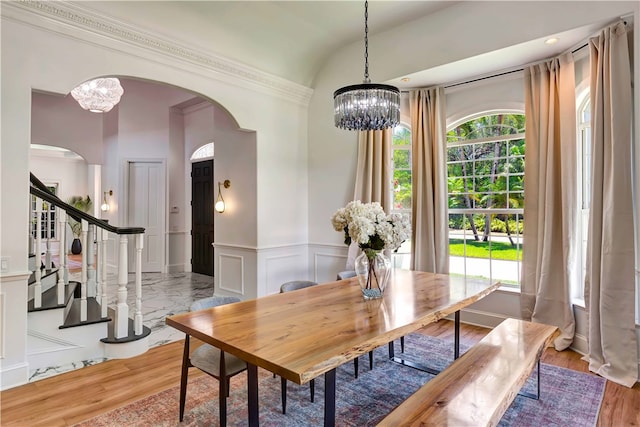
[378,318,558,427]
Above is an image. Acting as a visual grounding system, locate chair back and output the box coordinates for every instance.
[280,280,318,293]
[337,270,357,280]
[190,296,241,312]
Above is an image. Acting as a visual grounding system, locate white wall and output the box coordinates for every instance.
[1,4,311,388]
[29,150,89,203]
[31,92,104,164]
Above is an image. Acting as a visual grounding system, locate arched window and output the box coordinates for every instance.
[190,142,214,161]
[446,113,526,288]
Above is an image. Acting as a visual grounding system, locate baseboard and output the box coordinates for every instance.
[452,308,508,329]
[1,362,29,391]
[167,263,184,273]
[569,333,588,356]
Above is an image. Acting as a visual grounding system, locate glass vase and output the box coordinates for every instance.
[354,250,391,300]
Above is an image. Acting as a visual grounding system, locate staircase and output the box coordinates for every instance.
[27,173,151,374]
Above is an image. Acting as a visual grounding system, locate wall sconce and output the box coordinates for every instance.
[101,190,113,212]
[215,180,230,213]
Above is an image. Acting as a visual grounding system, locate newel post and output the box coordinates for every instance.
[134,233,144,335]
[115,234,129,339]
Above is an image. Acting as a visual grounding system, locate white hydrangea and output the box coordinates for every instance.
[330,200,411,251]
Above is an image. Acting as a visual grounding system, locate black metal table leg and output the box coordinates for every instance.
[454,310,460,359]
[179,335,190,422]
[247,363,259,426]
[389,312,462,375]
[324,368,336,427]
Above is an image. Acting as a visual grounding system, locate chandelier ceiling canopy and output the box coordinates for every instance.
[333,1,400,131]
[71,77,124,113]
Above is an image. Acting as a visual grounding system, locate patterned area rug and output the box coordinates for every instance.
[77,333,606,426]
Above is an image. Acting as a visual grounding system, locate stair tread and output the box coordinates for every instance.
[28,281,78,312]
[101,307,151,344]
[28,267,60,285]
[60,297,111,329]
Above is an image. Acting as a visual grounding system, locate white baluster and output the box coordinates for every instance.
[134,233,144,335]
[115,234,129,339]
[100,228,108,318]
[34,198,42,308]
[63,214,69,285]
[87,224,96,297]
[45,205,51,269]
[95,226,102,311]
[80,219,88,321]
[56,209,66,305]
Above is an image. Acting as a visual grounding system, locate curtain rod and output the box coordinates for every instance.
[402,17,629,93]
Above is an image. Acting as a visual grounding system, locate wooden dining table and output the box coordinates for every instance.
[166,269,501,426]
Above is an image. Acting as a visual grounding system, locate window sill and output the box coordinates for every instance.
[572,298,586,309]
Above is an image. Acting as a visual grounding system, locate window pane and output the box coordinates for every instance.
[393,170,412,209]
[393,126,411,146]
[393,149,411,169]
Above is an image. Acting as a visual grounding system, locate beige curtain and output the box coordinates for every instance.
[353,129,392,211]
[584,21,637,388]
[347,129,392,269]
[409,88,449,273]
[521,53,577,351]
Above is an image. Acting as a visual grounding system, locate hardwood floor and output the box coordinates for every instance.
[2,320,639,426]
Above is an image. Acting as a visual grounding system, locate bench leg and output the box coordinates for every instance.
[518,359,541,400]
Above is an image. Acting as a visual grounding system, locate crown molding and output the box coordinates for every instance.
[3,1,314,106]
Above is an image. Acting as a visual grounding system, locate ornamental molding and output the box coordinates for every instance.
[4,1,314,106]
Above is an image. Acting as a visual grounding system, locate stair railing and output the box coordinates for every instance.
[30,173,146,339]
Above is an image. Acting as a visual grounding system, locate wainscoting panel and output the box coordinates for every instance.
[218,254,244,295]
[314,252,348,283]
[308,243,349,284]
[264,251,307,295]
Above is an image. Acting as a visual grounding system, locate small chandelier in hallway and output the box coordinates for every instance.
[71,77,124,113]
[333,1,400,131]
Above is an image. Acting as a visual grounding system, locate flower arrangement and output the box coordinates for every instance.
[331,201,410,298]
[331,200,411,255]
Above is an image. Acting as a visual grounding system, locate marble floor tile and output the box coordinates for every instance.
[29,272,216,382]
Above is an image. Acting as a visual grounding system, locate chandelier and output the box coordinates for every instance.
[333,1,400,131]
[71,77,124,113]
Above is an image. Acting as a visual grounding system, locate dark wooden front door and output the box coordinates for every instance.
[191,160,214,276]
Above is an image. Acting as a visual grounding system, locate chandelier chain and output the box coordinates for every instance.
[364,0,369,81]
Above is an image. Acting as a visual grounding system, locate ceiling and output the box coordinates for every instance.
[73,1,625,89]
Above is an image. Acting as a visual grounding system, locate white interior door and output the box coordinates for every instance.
[128,161,165,272]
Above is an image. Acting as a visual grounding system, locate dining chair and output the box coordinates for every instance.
[180,296,246,426]
[336,270,357,280]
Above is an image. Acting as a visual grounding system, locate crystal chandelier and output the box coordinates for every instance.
[71,77,124,113]
[333,1,400,131]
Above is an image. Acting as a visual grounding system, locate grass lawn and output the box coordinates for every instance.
[449,238,522,261]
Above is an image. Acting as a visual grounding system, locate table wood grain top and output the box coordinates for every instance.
[166,269,500,384]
